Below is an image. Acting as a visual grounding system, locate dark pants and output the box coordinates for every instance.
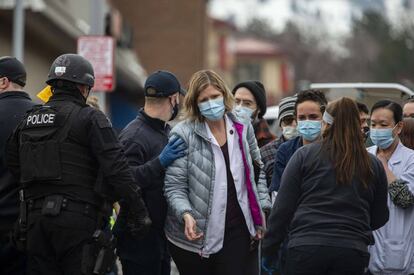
[277,238,289,275]
[117,227,171,275]
[285,245,370,275]
[168,226,250,275]
[0,236,27,275]
[365,270,414,275]
[26,210,97,275]
[121,257,170,275]
[246,241,260,275]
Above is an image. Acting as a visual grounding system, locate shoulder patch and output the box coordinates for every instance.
[95,112,113,128]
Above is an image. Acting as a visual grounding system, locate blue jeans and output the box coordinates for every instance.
[117,228,171,275]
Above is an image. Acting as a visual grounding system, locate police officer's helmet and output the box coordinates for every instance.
[46,54,95,88]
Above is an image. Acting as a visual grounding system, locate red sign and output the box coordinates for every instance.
[77,36,115,92]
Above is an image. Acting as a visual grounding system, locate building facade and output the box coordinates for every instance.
[113,0,208,86]
[206,17,294,105]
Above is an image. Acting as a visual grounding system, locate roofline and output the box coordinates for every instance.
[310,83,414,96]
[236,52,283,58]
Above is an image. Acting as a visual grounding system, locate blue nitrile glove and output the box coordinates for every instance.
[159,136,187,168]
[261,255,279,275]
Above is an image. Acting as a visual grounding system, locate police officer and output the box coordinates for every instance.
[0,56,35,275]
[5,54,151,274]
[115,70,186,275]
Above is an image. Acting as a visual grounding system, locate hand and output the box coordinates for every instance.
[159,136,187,168]
[183,213,203,241]
[376,152,389,165]
[126,196,152,238]
[254,229,264,240]
[377,152,397,183]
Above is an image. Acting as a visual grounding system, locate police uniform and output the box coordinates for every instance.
[6,54,151,275]
[0,56,35,275]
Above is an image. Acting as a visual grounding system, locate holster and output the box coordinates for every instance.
[12,190,27,251]
[81,229,116,275]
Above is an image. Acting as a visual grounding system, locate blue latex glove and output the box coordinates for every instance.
[159,136,187,168]
[262,255,279,275]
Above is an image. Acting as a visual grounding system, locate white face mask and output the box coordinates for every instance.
[282,126,298,140]
[234,105,255,124]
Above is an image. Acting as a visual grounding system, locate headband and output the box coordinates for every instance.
[323,111,334,125]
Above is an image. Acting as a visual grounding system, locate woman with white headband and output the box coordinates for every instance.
[262,97,389,275]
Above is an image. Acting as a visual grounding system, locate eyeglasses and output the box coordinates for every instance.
[281,116,295,125]
[407,95,414,102]
[235,99,257,109]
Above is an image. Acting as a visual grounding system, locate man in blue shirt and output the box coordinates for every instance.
[266,89,327,274]
[269,89,328,193]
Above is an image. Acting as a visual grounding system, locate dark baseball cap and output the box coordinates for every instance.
[144,70,185,97]
[0,56,26,87]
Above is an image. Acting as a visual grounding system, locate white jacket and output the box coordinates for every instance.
[368,143,414,275]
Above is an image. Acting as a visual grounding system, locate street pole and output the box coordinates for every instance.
[90,0,105,35]
[13,0,25,62]
[89,0,107,113]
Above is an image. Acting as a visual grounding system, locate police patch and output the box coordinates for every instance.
[26,113,56,127]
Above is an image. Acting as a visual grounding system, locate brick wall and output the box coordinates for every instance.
[112,0,208,87]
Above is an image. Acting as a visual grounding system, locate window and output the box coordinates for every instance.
[235,62,261,83]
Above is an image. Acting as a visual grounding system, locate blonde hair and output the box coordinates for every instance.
[183,70,234,121]
[86,95,101,110]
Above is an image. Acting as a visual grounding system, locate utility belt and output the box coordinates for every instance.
[27,195,102,219]
[14,194,108,251]
[16,192,116,274]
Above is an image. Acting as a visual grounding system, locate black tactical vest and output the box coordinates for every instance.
[18,103,98,195]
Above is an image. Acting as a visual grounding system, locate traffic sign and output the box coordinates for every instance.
[77,36,115,92]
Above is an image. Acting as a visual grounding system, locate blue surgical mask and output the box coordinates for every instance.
[370,126,396,149]
[297,120,321,141]
[234,105,254,124]
[198,97,225,121]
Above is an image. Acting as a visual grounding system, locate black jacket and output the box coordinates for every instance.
[0,91,35,233]
[6,90,139,207]
[114,109,170,263]
[263,142,389,256]
[117,109,169,231]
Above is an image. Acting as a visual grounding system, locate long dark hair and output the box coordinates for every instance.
[322,97,373,186]
[400,118,414,150]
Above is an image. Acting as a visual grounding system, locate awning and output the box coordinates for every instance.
[114,48,147,99]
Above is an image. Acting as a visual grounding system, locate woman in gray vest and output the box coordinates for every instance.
[164,70,271,275]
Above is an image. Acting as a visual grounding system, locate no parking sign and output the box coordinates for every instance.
[77,36,115,92]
